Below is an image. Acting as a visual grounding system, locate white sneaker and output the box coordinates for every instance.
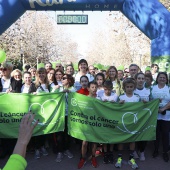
[55,152,64,162]
[64,150,73,158]
[139,152,145,161]
[35,149,41,159]
[41,146,48,156]
[133,151,139,159]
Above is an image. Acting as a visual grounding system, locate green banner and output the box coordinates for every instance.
[151,55,170,72]
[0,93,65,138]
[68,93,159,143]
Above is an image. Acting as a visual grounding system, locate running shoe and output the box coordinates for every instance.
[115,157,122,168]
[133,151,139,159]
[55,152,64,163]
[64,150,73,158]
[78,158,86,169]
[91,156,98,168]
[35,149,40,159]
[139,152,145,161]
[41,146,48,156]
[128,158,138,169]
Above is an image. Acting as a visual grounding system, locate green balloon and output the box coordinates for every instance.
[0,50,6,63]
[97,63,102,70]
[104,65,110,70]
[93,64,98,69]
[145,66,151,71]
[73,63,78,70]
[52,62,57,68]
[118,65,124,71]
[52,61,61,68]
[37,63,45,69]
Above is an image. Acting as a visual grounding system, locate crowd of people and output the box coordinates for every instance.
[0,59,170,170]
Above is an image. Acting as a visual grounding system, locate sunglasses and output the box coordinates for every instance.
[56,66,61,67]
[62,77,67,80]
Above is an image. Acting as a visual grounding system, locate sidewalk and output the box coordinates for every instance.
[0,142,169,170]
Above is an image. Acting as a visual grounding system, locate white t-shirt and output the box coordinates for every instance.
[152,72,158,81]
[134,87,151,101]
[57,81,62,86]
[1,78,11,92]
[119,93,140,103]
[97,89,104,97]
[97,91,118,102]
[112,81,116,89]
[151,84,170,121]
[36,84,49,93]
[21,84,29,93]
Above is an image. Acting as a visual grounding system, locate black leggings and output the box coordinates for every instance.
[33,135,46,149]
[136,141,147,152]
[154,120,170,153]
[52,116,70,153]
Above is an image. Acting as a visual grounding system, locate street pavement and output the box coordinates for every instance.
[0,141,169,170]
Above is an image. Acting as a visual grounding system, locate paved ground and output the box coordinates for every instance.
[0,141,169,170]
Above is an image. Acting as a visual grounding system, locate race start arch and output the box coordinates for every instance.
[0,0,170,71]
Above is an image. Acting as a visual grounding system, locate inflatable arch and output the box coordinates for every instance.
[0,0,170,71]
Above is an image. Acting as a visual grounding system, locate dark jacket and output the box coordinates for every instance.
[10,77,22,93]
[0,77,22,93]
[0,78,2,92]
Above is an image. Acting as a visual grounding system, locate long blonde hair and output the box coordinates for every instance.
[35,67,49,88]
[11,69,22,77]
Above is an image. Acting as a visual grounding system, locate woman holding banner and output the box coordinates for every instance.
[47,68,58,92]
[0,62,20,157]
[53,74,76,163]
[54,69,64,87]
[151,72,170,162]
[33,68,49,159]
[9,69,22,93]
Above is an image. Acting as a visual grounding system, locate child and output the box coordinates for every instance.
[134,73,151,161]
[76,76,89,150]
[77,75,89,95]
[97,80,118,164]
[95,73,105,97]
[78,81,98,169]
[115,78,140,169]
